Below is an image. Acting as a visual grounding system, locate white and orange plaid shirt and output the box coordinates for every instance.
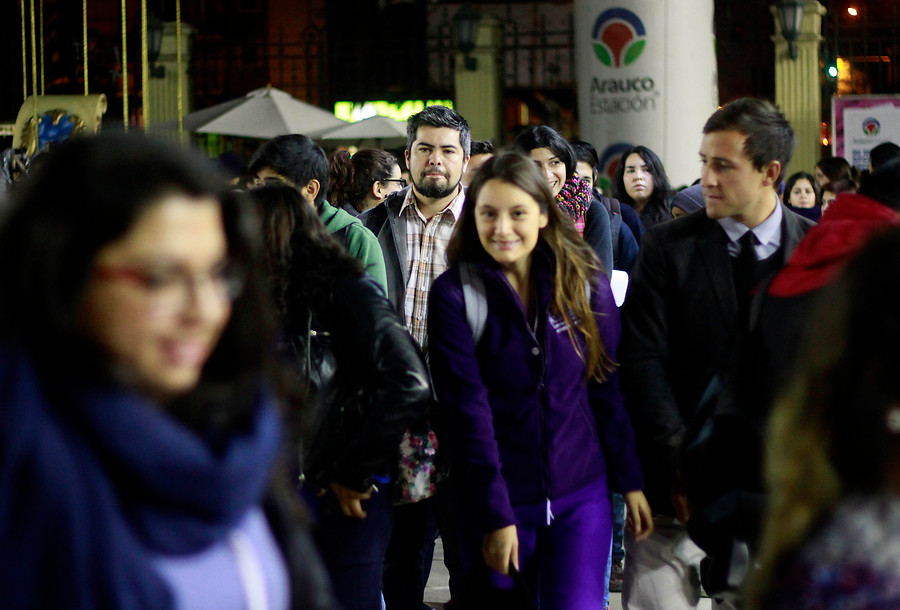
[400,186,466,351]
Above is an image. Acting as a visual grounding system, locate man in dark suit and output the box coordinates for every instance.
[619,98,814,609]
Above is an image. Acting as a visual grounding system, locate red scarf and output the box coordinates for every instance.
[768,193,900,297]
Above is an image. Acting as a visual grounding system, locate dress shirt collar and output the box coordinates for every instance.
[399,184,466,222]
[718,199,784,250]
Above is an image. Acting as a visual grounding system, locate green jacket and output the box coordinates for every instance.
[318,200,388,292]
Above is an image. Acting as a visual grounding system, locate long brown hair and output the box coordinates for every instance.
[247,183,362,332]
[447,151,614,381]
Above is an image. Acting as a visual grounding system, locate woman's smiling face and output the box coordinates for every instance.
[529,147,567,198]
[78,195,233,403]
[475,178,549,277]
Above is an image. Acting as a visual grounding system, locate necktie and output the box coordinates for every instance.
[734,231,759,297]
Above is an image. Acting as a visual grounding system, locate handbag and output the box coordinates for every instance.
[291,310,364,492]
[392,420,439,504]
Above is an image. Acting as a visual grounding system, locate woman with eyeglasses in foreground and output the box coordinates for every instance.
[0,134,338,609]
[428,152,652,608]
[328,148,406,216]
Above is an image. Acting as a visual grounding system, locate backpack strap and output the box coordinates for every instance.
[459,262,488,346]
[600,195,623,265]
[604,195,622,217]
[460,263,591,344]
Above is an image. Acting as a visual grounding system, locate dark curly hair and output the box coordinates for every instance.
[248,184,363,333]
[328,148,398,212]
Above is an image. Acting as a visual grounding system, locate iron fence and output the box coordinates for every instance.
[427,2,576,93]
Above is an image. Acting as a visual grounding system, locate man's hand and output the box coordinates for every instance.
[625,490,655,542]
[482,525,518,575]
[328,482,372,519]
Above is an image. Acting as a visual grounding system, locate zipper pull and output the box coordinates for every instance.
[546,498,555,526]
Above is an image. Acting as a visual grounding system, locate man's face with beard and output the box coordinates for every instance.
[405,126,469,202]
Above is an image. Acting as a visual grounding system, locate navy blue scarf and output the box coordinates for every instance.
[0,345,282,608]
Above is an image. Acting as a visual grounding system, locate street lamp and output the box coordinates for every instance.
[775,0,804,61]
[147,14,165,78]
[454,2,481,71]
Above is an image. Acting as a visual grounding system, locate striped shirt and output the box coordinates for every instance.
[401,186,466,351]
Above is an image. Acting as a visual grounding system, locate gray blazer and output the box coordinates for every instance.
[360,188,413,315]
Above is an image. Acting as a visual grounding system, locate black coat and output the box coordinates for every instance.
[619,206,813,514]
[291,272,431,493]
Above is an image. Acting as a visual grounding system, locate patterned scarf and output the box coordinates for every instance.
[556,173,592,237]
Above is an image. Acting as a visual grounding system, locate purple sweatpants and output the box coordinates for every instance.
[460,478,613,609]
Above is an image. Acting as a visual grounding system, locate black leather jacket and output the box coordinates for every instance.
[292,272,431,493]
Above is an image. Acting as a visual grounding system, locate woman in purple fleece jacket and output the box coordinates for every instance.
[428,152,652,609]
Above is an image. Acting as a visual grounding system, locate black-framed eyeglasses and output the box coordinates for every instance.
[252,176,294,188]
[379,178,407,188]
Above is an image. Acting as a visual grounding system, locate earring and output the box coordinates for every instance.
[886,406,900,433]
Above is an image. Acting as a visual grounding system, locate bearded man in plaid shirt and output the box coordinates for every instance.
[362,105,471,610]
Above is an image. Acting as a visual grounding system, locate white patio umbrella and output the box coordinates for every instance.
[154,87,346,139]
[314,115,408,147]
